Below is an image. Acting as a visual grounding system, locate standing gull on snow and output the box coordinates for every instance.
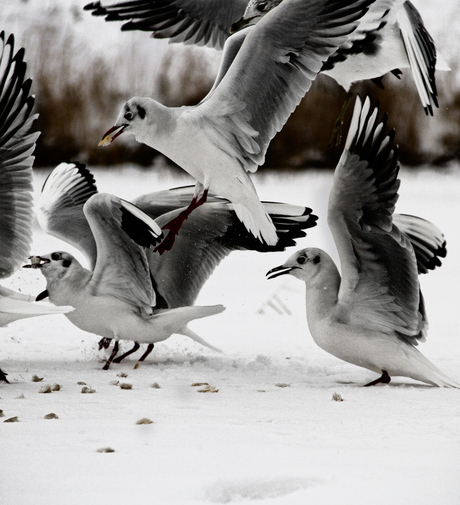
[26,190,226,370]
[0,32,72,383]
[98,0,374,252]
[34,162,317,367]
[267,96,458,388]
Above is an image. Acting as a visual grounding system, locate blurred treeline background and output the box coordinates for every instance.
[2,0,460,170]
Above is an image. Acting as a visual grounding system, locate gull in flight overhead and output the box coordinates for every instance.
[0,32,72,383]
[235,0,449,116]
[97,0,374,252]
[34,162,317,367]
[84,0,250,50]
[267,96,458,388]
[85,0,448,116]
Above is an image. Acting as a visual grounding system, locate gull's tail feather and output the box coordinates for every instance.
[233,202,278,246]
[178,326,223,353]
[403,345,460,388]
[149,305,225,347]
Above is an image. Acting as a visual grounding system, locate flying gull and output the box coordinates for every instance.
[98,0,374,252]
[85,0,448,116]
[0,32,73,383]
[267,96,458,388]
[33,162,317,367]
[84,0,249,50]
[235,0,448,116]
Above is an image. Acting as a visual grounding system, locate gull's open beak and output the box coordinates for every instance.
[98,124,127,146]
[266,265,297,280]
[23,256,51,269]
[230,16,255,33]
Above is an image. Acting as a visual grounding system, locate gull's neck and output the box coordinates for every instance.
[134,100,182,151]
[44,266,91,307]
[304,267,341,325]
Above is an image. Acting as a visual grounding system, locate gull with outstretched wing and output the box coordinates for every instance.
[0,32,73,383]
[35,162,317,367]
[267,96,457,388]
[97,0,374,252]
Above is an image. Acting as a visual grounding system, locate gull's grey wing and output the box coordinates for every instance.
[37,164,208,268]
[199,0,374,173]
[393,213,446,274]
[37,162,99,269]
[84,193,162,314]
[396,1,437,115]
[84,0,248,49]
[142,197,317,308]
[0,292,73,327]
[0,32,39,279]
[320,1,393,74]
[133,185,229,216]
[329,96,426,344]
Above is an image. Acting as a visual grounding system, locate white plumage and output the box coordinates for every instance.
[267,96,458,388]
[98,0,374,250]
[34,162,317,368]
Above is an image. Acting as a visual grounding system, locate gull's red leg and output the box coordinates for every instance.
[364,370,391,387]
[102,341,119,370]
[113,342,140,363]
[138,343,154,362]
[154,189,209,254]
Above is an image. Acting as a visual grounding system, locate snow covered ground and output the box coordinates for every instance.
[1,166,460,505]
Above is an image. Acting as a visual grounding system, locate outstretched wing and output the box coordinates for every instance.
[37,162,99,268]
[136,193,317,307]
[329,96,427,344]
[198,0,374,173]
[0,32,39,279]
[396,0,438,115]
[393,213,446,274]
[84,193,162,314]
[38,164,316,310]
[84,0,248,49]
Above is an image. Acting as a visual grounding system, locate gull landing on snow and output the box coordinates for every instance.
[98,0,375,253]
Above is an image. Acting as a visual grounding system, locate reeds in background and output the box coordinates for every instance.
[4,1,459,170]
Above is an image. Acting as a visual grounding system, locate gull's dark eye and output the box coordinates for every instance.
[297,255,307,265]
[256,2,267,11]
[62,259,71,268]
[124,111,133,121]
[51,253,61,261]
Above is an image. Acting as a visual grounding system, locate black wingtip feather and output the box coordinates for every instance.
[219,208,318,253]
[120,204,162,248]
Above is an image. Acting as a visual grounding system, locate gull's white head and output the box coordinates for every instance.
[231,0,283,32]
[99,97,150,146]
[266,247,333,283]
[24,252,79,282]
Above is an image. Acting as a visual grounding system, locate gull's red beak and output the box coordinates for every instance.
[98,124,127,146]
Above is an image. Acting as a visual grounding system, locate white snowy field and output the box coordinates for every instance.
[1,166,460,505]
